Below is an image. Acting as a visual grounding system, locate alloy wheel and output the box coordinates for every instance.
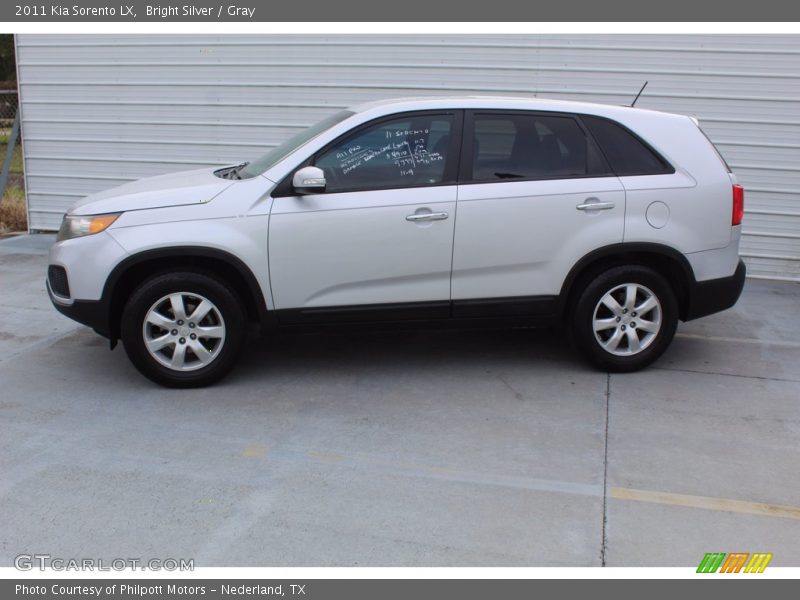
[592,283,662,356]
[142,292,226,371]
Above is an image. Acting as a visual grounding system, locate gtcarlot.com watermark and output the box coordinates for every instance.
[14,554,194,571]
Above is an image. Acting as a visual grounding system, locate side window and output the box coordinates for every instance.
[470,113,605,181]
[581,115,673,176]
[315,114,453,193]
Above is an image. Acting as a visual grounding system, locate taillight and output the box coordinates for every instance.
[732,184,744,226]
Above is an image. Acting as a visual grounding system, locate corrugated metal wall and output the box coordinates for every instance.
[15,34,800,280]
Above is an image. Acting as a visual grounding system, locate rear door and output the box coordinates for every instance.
[451,110,626,310]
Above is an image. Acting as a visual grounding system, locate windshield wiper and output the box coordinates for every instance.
[215,162,250,180]
[230,161,250,179]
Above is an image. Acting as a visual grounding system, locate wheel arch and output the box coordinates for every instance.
[558,243,696,321]
[104,247,271,341]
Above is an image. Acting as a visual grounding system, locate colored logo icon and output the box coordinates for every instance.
[697,553,773,573]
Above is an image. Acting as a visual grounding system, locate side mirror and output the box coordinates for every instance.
[292,166,326,195]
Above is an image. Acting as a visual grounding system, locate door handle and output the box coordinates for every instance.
[406,212,449,222]
[576,201,615,211]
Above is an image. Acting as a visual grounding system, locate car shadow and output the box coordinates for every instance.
[233,324,580,383]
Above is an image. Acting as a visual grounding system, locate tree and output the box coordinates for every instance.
[0,35,16,85]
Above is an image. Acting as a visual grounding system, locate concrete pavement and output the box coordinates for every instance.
[1,234,798,567]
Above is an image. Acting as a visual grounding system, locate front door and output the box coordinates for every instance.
[269,111,461,322]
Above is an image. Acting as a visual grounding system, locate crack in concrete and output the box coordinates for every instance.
[653,366,800,384]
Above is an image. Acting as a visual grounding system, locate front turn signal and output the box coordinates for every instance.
[57,213,121,242]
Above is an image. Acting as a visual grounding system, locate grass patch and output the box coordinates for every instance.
[0,139,23,174]
[0,131,28,235]
[0,135,28,233]
[0,187,27,233]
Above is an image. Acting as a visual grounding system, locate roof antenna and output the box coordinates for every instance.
[630,81,648,107]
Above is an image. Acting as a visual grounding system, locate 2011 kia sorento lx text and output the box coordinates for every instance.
[47,97,746,387]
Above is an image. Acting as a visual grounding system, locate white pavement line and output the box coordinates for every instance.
[192,489,279,564]
[675,332,800,349]
[278,448,800,522]
[298,449,604,498]
[0,326,82,365]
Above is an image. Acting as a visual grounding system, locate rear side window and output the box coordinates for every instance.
[469,113,607,182]
[581,115,673,176]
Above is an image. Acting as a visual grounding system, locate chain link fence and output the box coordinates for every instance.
[0,88,26,233]
[0,89,18,134]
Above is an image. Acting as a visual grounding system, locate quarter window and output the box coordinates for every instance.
[315,114,454,193]
[581,115,673,176]
[470,113,605,181]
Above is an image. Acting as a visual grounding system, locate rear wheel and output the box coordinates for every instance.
[571,265,678,372]
[121,272,246,387]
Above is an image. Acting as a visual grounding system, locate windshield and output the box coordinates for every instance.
[239,110,355,178]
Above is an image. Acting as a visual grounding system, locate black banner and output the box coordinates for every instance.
[4,579,799,600]
[2,0,800,22]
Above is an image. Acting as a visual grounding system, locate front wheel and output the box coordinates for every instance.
[571,265,678,372]
[121,271,246,387]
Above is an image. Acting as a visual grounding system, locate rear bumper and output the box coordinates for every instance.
[683,259,746,321]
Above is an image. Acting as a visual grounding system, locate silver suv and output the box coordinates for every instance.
[47,97,746,387]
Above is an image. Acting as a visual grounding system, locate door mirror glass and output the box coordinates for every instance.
[292,166,327,195]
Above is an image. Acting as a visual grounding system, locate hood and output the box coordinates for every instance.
[69,167,236,216]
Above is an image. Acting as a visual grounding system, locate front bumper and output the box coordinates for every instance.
[46,231,128,339]
[47,278,111,338]
[683,259,746,321]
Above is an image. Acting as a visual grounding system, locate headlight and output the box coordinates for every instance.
[57,213,121,242]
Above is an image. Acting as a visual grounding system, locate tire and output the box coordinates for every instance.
[120,271,247,387]
[570,265,678,372]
